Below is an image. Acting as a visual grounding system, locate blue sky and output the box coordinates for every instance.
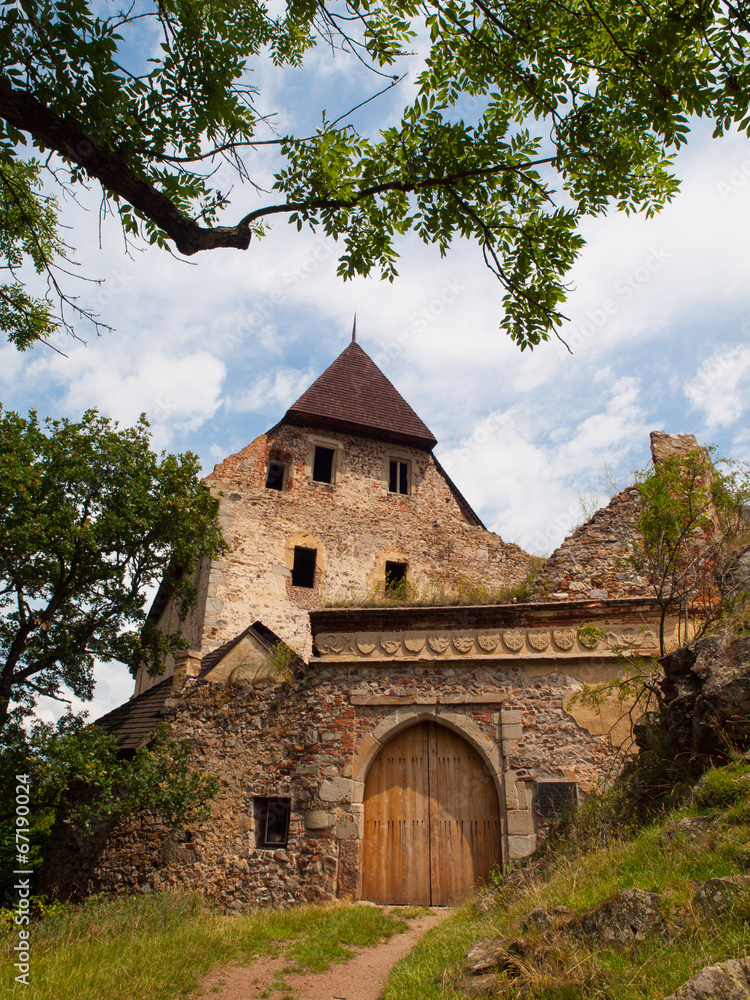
[3,24,750,722]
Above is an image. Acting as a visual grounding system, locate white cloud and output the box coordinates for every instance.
[228,366,315,413]
[26,344,226,449]
[684,344,750,429]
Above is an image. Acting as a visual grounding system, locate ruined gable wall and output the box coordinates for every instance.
[135,556,212,696]
[195,424,530,658]
[531,431,707,604]
[531,488,649,602]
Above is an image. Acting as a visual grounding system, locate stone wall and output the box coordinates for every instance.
[136,422,530,693]
[532,488,649,602]
[43,635,639,908]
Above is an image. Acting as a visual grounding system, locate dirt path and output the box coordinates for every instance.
[195,909,450,1000]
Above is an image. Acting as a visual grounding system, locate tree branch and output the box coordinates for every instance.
[0,80,252,256]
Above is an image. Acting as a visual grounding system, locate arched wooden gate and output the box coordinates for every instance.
[361,721,501,905]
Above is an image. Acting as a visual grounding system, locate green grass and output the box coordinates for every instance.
[0,894,409,1000]
[381,759,750,1000]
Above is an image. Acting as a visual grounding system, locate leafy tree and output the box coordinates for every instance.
[2,0,750,350]
[0,714,218,905]
[0,406,227,735]
[631,446,750,653]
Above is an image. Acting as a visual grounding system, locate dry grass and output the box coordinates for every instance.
[325,560,545,610]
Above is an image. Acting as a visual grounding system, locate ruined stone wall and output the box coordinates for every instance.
[154,424,530,670]
[42,655,621,909]
[532,488,650,602]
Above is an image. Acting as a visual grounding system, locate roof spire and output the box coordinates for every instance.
[351,313,357,343]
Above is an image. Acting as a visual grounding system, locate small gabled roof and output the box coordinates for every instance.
[197,620,290,678]
[95,677,173,752]
[280,342,437,450]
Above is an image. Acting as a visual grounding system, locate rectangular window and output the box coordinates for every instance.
[312,446,335,483]
[254,797,291,848]
[535,781,578,819]
[389,460,409,494]
[266,460,286,491]
[385,561,408,596]
[292,546,317,588]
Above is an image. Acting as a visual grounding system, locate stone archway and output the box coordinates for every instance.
[360,720,502,905]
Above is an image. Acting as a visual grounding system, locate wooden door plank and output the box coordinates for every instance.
[362,722,431,904]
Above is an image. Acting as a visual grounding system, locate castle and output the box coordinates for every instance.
[43,338,680,908]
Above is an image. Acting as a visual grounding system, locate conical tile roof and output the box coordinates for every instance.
[281,342,437,450]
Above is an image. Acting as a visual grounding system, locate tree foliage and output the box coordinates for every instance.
[2,0,750,350]
[0,714,218,904]
[631,446,750,653]
[0,406,227,734]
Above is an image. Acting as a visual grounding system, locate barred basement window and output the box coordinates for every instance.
[254,797,291,848]
[312,445,335,483]
[535,781,578,819]
[389,459,409,494]
[292,546,317,588]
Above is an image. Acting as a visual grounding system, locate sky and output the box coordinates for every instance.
[4,16,750,724]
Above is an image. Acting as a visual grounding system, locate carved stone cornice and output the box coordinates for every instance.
[313,625,657,659]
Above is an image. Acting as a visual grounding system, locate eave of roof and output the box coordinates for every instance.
[95,677,173,752]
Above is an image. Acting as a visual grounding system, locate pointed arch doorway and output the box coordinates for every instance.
[361,721,501,905]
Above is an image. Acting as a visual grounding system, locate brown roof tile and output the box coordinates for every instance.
[95,678,172,752]
[282,342,437,450]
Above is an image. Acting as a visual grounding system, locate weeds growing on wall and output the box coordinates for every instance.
[325,559,545,608]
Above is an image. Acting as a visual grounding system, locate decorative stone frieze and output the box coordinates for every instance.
[314,625,657,659]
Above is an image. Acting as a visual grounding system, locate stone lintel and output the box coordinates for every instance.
[350,692,504,706]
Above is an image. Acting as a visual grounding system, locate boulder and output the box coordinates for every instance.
[575,888,665,945]
[665,816,715,848]
[663,958,750,1000]
[523,906,555,931]
[694,876,750,918]
[463,937,508,974]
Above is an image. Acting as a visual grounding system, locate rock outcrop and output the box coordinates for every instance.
[659,635,750,760]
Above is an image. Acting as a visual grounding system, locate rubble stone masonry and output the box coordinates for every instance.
[42,601,660,909]
[137,422,530,693]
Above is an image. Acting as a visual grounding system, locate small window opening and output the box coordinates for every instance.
[389,460,409,494]
[535,781,578,819]
[254,797,291,848]
[266,460,286,491]
[292,546,317,588]
[312,446,335,483]
[385,561,408,597]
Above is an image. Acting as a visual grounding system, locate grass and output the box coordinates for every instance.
[381,758,750,1000]
[0,895,409,1000]
[325,560,545,610]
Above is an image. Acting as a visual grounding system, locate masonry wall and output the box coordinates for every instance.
[135,423,531,694]
[532,488,650,602]
[42,656,621,909]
